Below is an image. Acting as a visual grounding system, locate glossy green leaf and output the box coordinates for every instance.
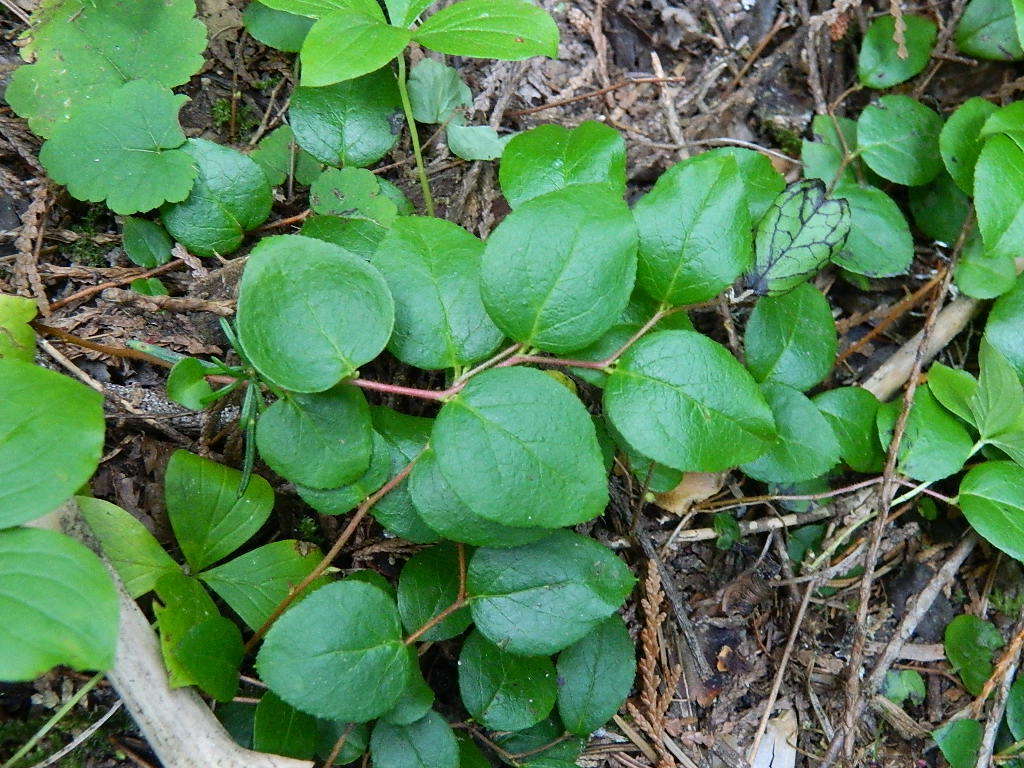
[433,367,608,528]
[607,422,684,494]
[459,630,557,730]
[499,122,626,208]
[249,125,322,187]
[856,95,943,186]
[467,530,635,656]
[122,217,173,268]
[298,431,391,516]
[370,407,440,543]
[39,80,196,215]
[940,97,998,194]
[300,214,389,258]
[258,0,386,17]
[604,330,776,472]
[77,496,178,599]
[301,11,411,86]
[945,614,1004,694]
[456,734,490,768]
[882,669,926,705]
[385,0,435,26]
[744,283,836,391]
[908,172,971,246]
[256,386,372,489]
[969,340,1024,439]
[481,185,636,352]
[407,59,472,124]
[290,69,402,167]
[446,123,511,161]
[707,146,786,221]
[316,720,370,765]
[236,235,394,393]
[254,691,318,759]
[370,712,458,768]
[166,357,216,411]
[979,102,1024,145]
[408,449,550,547]
[161,138,272,257]
[258,580,415,721]
[397,543,472,642]
[959,462,1024,562]
[876,387,974,482]
[975,135,1024,261]
[933,719,983,768]
[373,216,503,369]
[740,384,841,483]
[200,540,327,631]
[0,359,104,527]
[955,0,1023,60]
[164,450,275,571]
[0,294,36,362]
[858,14,936,88]
[801,115,859,185]
[244,2,315,51]
[812,387,884,473]
[556,615,635,736]
[985,273,1024,377]
[0,527,118,681]
[153,572,220,688]
[6,0,206,137]
[175,615,243,702]
[928,363,979,423]
[633,152,751,305]
[833,182,913,277]
[956,229,1018,299]
[381,665,435,725]
[310,167,399,225]
[413,0,559,60]
[493,718,585,765]
[746,180,850,295]
[130,277,168,296]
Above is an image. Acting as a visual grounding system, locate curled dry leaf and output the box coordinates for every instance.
[653,471,727,514]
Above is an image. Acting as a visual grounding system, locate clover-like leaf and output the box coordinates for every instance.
[413,0,559,59]
[633,152,752,305]
[161,139,273,257]
[604,330,776,472]
[290,68,403,167]
[858,14,937,88]
[6,0,206,137]
[745,181,850,295]
[236,235,395,393]
[857,95,944,186]
[481,185,637,353]
[0,359,104,528]
[258,580,415,722]
[39,80,196,215]
[164,450,275,571]
[0,527,118,681]
[459,630,557,730]
[432,367,608,528]
[499,122,626,208]
[468,530,635,656]
[373,216,503,370]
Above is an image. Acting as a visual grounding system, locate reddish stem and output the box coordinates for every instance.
[350,377,455,401]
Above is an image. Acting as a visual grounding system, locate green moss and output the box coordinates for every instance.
[66,205,110,266]
[212,97,259,138]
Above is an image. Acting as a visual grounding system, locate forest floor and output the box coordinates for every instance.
[1,0,1023,766]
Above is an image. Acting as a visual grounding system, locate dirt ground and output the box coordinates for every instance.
[1,0,1023,766]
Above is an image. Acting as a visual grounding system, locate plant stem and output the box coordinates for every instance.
[350,377,454,401]
[396,52,435,217]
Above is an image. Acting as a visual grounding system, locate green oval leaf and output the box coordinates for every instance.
[959,461,1024,562]
[499,122,626,208]
[407,59,472,124]
[857,95,943,186]
[556,615,635,736]
[254,691,318,759]
[0,295,37,363]
[249,125,323,187]
[604,330,776,472]
[955,229,1017,299]
[933,718,983,768]
[744,282,836,391]
[300,11,411,86]
[876,387,974,482]
[985,273,1024,376]
[370,712,458,768]
[0,527,118,681]
[481,185,637,353]
[858,14,937,88]
[39,80,197,215]
[373,216,503,369]
[940,97,998,194]
[633,152,752,305]
[708,146,786,221]
[397,542,472,642]
[908,171,970,245]
[955,0,1023,60]
[413,0,559,60]
[236,235,394,393]
[298,431,392,515]
[812,387,884,473]
[975,134,1024,261]
[433,367,609,528]
[122,216,173,268]
[381,665,435,726]
[944,613,1004,694]
[370,407,441,543]
[164,450,275,571]
[467,530,635,656]
[290,68,402,167]
[832,183,914,277]
[0,359,105,527]
[459,629,557,730]
[258,580,415,722]
[244,2,315,52]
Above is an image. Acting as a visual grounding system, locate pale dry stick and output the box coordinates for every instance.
[650,52,688,161]
[0,0,31,24]
[26,700,124,768]
[747,577,818,761]
[507,75,689,117]
[48,259,185,312]
[976,604,1024,768]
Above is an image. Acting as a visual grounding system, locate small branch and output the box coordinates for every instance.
[256,210,311,232]
[32,322,173,368]
[976,604,1024,768]
[48,260,185,311]
[349,377,454,402]
[507,75,689,117]
[403,543,468,645]
[695,476,884,513]
[244,457,420,653]
[322,723,355,768]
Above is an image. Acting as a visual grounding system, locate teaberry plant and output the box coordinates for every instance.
[6,1,1024,767]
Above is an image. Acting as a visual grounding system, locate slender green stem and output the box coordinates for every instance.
[2,672,105,768]
[396,52,435,217]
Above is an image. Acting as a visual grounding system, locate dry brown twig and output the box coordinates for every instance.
[14,182,50,314]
